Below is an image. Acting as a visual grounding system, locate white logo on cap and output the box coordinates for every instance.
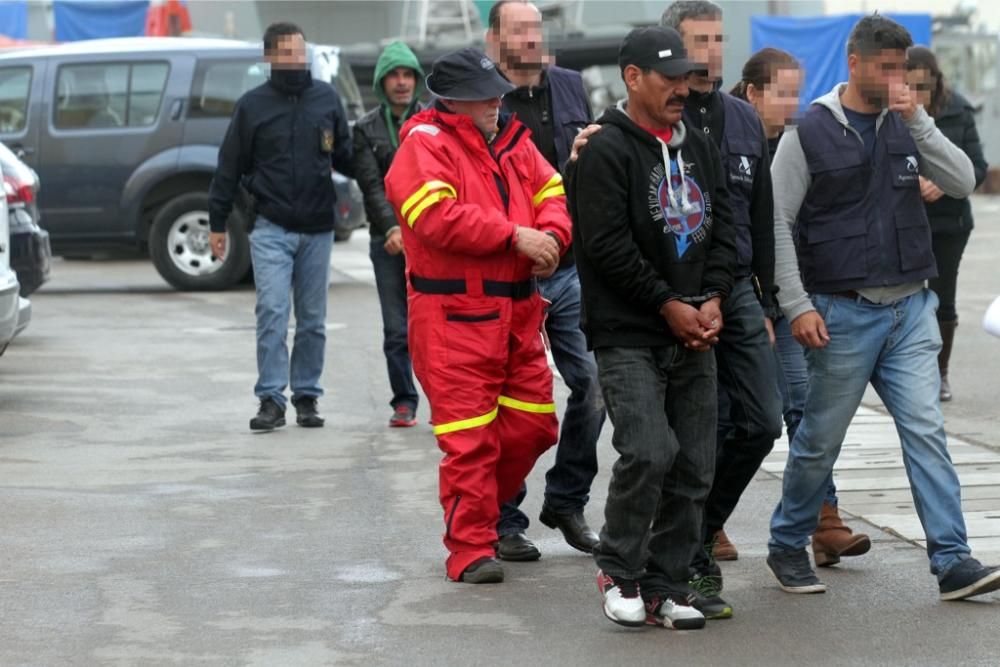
[658,49,673,58]
[480,57,495,70]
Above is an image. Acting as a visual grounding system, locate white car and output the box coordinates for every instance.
[0,158,30,356]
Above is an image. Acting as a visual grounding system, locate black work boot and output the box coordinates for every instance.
[293,396,325,428]
[250,398,286,431]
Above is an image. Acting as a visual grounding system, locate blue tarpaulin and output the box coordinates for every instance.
[750,14,932,111]
[54,0,150,42]
[0,0,28,39]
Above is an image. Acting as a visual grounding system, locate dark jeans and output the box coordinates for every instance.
[498,265,605,535]
[369,238,418,411]
[929,230,971,323]
[592,345,717,595]
[696,278,782,571]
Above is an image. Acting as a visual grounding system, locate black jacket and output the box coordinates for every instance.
[352,103,423,237]
[685,89,776,313]
[925,91,988,234]
[208,77,354,234]
[569,104,737,349]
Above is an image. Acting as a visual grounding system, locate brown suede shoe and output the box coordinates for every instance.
[811,502,872,567]
[712,529,739,561]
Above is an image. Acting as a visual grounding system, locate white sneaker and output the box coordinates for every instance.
[644,594,706,630]
[596,570,645,627]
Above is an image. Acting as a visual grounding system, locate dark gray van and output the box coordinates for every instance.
[0,37,365,290]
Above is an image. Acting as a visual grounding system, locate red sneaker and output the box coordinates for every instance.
[389,406,417,428]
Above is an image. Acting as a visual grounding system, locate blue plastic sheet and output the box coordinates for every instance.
[750,14,932,110]
[54,0,150,42]
[0,0,28,39]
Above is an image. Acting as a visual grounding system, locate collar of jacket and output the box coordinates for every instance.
[382,101,424,149]
[416,105,529,162]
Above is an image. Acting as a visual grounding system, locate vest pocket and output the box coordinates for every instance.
[807,150,867,207]
[894,213,935,272]
[806,217,868,280]
[887,139,920,189]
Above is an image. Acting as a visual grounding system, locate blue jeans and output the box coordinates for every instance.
[769,289,970,576]
[773,315,838,506]
[249,217,333,409]
[701,278,783,549]
[369,238,418,411]
[498,265,605,534]
[593,345,717,593]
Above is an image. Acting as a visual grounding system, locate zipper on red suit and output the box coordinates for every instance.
[445,495,462,540]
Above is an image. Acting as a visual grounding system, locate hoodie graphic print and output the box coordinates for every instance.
[647,156,714,259]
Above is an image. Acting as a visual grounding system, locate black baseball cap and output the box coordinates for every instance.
[618,26,699,77]
[425,47,516,101]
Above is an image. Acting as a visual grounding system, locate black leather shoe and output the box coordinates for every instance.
[293,396,325,428]
[250,398,286,431]
[539,505,599,553]
[496,533,541,561]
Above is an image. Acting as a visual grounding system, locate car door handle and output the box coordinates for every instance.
[169,98,185,121]
[10,144,35,158]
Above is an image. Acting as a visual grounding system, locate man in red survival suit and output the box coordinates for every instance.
[385,47,573,584]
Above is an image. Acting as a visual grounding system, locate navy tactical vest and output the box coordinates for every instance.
[547,66,592,172]
[717,92,765,271]
[795,103,937,294]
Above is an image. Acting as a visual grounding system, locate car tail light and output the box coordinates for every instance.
[3,174,34,206]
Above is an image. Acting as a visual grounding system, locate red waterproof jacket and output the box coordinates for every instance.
[385,106,572,283]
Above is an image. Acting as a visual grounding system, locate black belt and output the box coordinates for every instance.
[410,275,536,300]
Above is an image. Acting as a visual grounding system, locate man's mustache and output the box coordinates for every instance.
[667,96,687,106]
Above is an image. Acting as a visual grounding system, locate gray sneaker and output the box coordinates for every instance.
[767,549,827,594]
[939,558,1000,601]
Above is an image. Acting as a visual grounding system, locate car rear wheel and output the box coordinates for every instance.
[149,192,250,291]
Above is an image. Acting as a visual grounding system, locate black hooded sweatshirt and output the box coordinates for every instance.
[569,102,737,350]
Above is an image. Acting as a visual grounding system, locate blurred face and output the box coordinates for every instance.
[624,65,689,129]
[488,2,545,72]
[266,33,306,70]
[678,16,724,82]
[444,97,503,136]
[906,66,935,109]
[849,49,907,108]
[747,66,802,134]
[382,67,417,108]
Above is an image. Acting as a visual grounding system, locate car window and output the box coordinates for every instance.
[189,60,268,118]
[128,63,169,126]
[333,62,364,122]
[55,61,169,130]
[0,66,31,134]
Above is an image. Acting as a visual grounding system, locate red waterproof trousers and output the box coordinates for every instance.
[408,288,558,580]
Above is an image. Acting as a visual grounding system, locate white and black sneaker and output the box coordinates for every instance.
[596,570,645,627]
[644,594,706,630]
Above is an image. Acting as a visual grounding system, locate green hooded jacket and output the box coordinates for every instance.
[373,41,425,149]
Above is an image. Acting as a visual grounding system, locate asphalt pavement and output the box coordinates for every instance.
[2,198,1000,666]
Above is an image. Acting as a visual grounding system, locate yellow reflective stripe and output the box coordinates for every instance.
[401,180,456,219]
[532,173,563,206]
[532,184,565,206]
[498,395,557,414]
[433,406,499,436]
[406,190,456,227]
